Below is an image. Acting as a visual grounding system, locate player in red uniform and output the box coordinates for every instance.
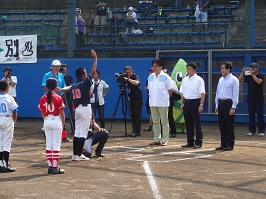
[38,78,65,174]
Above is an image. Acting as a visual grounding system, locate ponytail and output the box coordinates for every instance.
[47,89,52,104]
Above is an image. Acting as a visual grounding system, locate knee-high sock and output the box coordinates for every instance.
[77,138,85,156]
[53,150,60,168]
[46,150,53,167]
[3,151,9,167]
[73,137,79,155]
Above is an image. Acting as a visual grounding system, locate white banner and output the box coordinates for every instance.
[0,35,37,64]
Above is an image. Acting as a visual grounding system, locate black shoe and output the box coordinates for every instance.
[95,153,105,157]
[2,165,16,173]
[193,145,202,149]
[215,146,225,150]
[144,126,152,132]
[222,146,233,151]
[52,167,65,174]
[170,134,176,138]
[48,166,53,174]
[182,143,194,148]
[0,166,3,172]
[127,132,140,137]
[62,137,72,142]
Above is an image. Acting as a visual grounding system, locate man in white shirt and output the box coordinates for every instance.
[215,61,239,151]
[2,67,18,128]
[147,59,174,146]
[180,62,205,148]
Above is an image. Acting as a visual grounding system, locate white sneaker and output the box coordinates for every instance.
[71,155,76,161]
[74,155,89,161]
[259,133,265,137]
[247,132,255,136]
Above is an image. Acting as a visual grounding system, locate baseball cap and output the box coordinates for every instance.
[250,62,259,68]
[149,67,153,71]
[51,60,61,66]
[129,7,134,10]
[3,66,12,72]
[75,8,81,12]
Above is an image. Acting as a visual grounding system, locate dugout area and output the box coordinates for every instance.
[1,121,265,199]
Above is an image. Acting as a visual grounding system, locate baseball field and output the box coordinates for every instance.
[1,120,265,199]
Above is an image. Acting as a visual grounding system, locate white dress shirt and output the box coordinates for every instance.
[215,73,239,108]
[180,74,205,99]
[148,70,174,107]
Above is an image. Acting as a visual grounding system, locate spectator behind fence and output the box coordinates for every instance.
[125,7,138,33]
[238,62,265,137]
[76,8,86,48]
[194,0,209,28]
[94,0,107,34]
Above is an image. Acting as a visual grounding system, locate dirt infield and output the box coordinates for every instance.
[1,120,266,199]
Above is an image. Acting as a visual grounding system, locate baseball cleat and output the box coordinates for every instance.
[2,165,16,173]
[51,167,65,174]
[48,166,53,174]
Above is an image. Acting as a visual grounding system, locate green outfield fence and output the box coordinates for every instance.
[0,0,266,58]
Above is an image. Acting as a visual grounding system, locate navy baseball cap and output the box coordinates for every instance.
[250,62,259,68]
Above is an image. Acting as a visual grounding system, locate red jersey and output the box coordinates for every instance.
[38,93,65,116]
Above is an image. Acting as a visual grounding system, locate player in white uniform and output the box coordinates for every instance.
[38,78,65,174]
[0,80,18,173]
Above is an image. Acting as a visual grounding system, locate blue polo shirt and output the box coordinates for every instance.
[41,71,66,95]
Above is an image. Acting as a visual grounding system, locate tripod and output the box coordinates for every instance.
[109,84,130,136]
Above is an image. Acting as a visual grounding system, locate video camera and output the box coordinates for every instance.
[115,72,127,85]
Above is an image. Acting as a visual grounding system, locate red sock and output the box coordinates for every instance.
[46,150,52,167]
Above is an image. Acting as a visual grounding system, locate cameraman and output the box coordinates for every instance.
[2,66,18,128]
[123,66,143,137]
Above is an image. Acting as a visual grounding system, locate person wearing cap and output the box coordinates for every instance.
[75,8,86,47]
[238,62,265,137]
[41,60,66,95]
[1,66,18,128]
[125,7,138,33]
[94,1,107,34]
[60,64,75,135]
[144,67,154,132]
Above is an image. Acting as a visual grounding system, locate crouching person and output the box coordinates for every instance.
[82,113,109,158]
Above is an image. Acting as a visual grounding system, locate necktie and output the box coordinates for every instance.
[93,83,99,103]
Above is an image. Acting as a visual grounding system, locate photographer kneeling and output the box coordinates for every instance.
[123,66,143,137]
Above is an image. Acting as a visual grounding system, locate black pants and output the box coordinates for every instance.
[92,102,105,128]
[91,130,109,153]
[76,32,84,47]
[129,100,143,134]
[168,98,176,134]
[183,99,203,145]
[248,102,265,133]
[218,100,235,148]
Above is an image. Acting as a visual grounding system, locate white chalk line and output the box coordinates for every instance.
[143,161,162,199]
[212,170,266,175]
[125,148,214,163]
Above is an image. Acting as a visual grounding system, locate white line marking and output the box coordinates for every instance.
[143,161,162,199]
[212,170,266,175]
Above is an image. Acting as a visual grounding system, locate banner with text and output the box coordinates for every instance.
[0,35,37,64]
